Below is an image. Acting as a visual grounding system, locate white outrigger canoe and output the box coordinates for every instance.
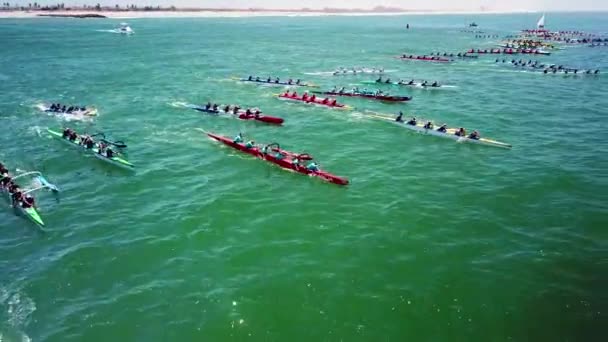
[365,113,512,149]
[1,170,59,227]
[37,104,98,117]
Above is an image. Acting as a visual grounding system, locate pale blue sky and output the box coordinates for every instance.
[10,1,608,11]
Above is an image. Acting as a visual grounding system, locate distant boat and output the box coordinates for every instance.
[469,22,478,27]
[116,23,134,35]
[536,14,545,29]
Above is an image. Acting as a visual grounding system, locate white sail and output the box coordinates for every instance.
[537,14,545,29]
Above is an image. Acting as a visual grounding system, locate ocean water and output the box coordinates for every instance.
[0,12,607,341]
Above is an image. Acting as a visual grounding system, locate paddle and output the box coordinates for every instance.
[101,139,128,149]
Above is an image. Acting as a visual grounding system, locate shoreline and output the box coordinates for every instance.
[0,9,544,19]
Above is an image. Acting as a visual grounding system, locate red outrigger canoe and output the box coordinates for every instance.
[200,130,349,186]
[277,94,350,109]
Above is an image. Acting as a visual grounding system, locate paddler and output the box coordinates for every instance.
[431,81,439,87]
[0,163,8,176]
[395,111,404,122]
[81,135,95,149]
[287,79,293,85]
[21,193,35,209]
[309,94,316,102]
[255,77,261,82]
[385,78,391,84]
[223,105,231,112]
[68,130,78,142]
[233,133,243,143]
[205,102,211,110]
[376,76,383,83]
[62,127,72,138]
[296,79,301,85]
[10,186,23,204]
[275,77,280,83]
[424,121,434,129]
[245,140,255,149]
[0,174,11,187]
[408,79,415,85]
[468,131,480,140]
[247,76,253,81]
[306,161,319,172]
[406,117,417,126]
[291,156,300,167]
[266,77,271,82]
[455,127,466,137]
[421,81,428,87]
[330,99,338,107]
[291,91,298,98]
[232,106,241,115]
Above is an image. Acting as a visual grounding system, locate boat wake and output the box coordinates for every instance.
[169,101,190,109]
[0,286,35,342]
[95,29,122,34]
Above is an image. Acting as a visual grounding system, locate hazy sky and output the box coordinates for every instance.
[11,1,608,11]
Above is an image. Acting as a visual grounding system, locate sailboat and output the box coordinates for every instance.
[536,14,546,29]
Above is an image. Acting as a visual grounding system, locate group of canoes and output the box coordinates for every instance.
[475,35,499,38]
[504,39,555,48]
[374,77,440,87]
[0,163,36,212]
[467,48,549,55]
[395,113,481,140]
[60,128,117,158]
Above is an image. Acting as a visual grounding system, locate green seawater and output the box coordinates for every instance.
[1,13,607,341]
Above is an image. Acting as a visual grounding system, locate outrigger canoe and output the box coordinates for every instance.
[47,129,135,170]
[361,80,451,89]
[178,102,284,125]
[311,91,412,102]
[37,104,98,116]
[1,169,59,227]
[234,77,317,88]
[198,129,349,185]
[276,94,351,110]
[365,113,512,149]
[397,55,451,62]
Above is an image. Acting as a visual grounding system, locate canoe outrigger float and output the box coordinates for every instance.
[1,169,59,227]
[47,129,135,170]
[365,113,512,149]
